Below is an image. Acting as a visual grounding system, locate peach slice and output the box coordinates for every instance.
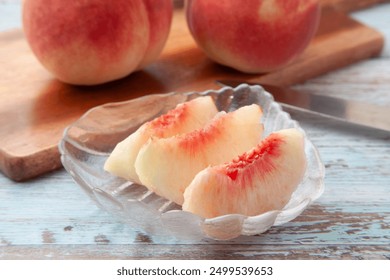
[182,128,307,218]
[135,104,264,205]
[104,96,218,183]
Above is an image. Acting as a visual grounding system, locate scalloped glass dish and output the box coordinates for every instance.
[59,84,325,241]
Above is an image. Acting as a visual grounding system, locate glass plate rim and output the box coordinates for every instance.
[59,84,325,240]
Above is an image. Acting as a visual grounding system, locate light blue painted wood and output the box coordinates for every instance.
[353,4,390,57]
[0,1,389,259]
[0,1,21,31]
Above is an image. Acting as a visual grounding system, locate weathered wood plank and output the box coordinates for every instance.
[1,1,389,259]
[1,244,389,260]
[1,64,389,257]
[1,139,389,246]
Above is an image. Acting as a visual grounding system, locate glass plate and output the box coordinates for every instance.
[59,84,325,241]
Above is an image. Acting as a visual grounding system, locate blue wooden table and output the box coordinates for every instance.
[1,1,390,259]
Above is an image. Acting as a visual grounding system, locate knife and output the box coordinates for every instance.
[217,80,390,132]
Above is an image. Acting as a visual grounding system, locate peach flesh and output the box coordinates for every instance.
[175,113,226,152]
[146,102,196,137]
[224,133,284,180]
[135,104,264,205]
[139,96,218,139]
[186,0,321,73]
[182,128,307,218]
[104,96,218,183]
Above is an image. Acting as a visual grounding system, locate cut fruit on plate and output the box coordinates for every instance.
[104,96,218,183]
[135,104,264,205]
[182,128,307,219]
[59,84,325,241]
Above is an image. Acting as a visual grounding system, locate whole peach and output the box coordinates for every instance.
[138,0,174,69]
[185,0,320,73]
[22,0,173,85]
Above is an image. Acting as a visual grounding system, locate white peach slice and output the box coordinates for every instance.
[135,104,264,205]
[182,128,307,218]
[104,96,218,183]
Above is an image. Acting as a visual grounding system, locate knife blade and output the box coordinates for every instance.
[217,80,390,132]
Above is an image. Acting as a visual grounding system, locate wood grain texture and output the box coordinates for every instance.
[0,4,385,181]
[1,110,389,259]
[1,245,390,260]
[1,0,390,260]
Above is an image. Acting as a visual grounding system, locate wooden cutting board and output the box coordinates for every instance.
[0,3,385,181]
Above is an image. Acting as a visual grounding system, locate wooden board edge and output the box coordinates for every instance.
[0,146,62,181]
